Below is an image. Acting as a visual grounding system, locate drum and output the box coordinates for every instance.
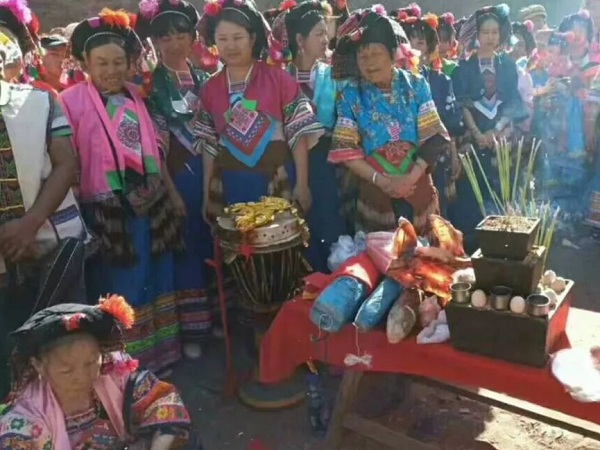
[216,197,310,326]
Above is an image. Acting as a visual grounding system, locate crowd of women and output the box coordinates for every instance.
[0,0,599,446]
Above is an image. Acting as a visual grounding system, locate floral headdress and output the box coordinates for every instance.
[438,12,458,58]
[270,0,332,64]
[333,6,419,80]
[136,0,200,40]
[510,20,536,56]
[395,12,441,70]
[458,3,511,58]
[59,9,142,90]
[7,295,137,401]
[199,0,271,61]
[558,10,594,45]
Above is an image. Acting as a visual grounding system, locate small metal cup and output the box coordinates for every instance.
[526,294,551,317]
[450,282,472,304]
[490,286,512,311]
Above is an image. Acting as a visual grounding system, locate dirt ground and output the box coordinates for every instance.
[172,231,600,450]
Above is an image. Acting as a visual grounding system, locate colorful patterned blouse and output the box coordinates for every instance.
[148,63,209,154]
[195,61,323,169]
[329,68,448,164]
[0,370,191,449]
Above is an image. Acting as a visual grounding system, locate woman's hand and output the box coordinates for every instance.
[0,216,39,262]
[387,174,417,199]
[293,183,312,213]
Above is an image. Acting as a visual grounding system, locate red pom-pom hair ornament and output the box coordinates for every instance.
[523,19,534,33]
[278,0,296,12]
[423,13,439,30]
[98,295,135,329]
[98,8,133,29]
[203,0,222,17]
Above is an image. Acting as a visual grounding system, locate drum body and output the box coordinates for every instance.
[216,211,309,326]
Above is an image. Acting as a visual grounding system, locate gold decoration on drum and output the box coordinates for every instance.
[224,196,309,245]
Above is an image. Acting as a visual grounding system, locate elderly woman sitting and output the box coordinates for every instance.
[0,296,195,449]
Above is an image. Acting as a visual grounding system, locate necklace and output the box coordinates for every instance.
[227,63,254,94]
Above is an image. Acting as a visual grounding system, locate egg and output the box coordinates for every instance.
[510,296,526,314]
[551,277,567,294]
[471,289,487,308]
[543,289,559,306]
[542,270,557,287]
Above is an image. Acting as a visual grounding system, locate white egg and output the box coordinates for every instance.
[544,289,559,306]
[542,270,557,287]
[471,289,487,308]
[551,277,567,294]
[510,296,526,314]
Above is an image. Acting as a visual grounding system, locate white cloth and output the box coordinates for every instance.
[0,81,84,274]
[417,310,450,344]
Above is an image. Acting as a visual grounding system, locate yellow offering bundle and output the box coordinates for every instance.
[225,196,295,233]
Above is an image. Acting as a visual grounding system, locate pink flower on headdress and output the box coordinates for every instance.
[88,17,101,28]
[0,0,32,25]
[204,0,222,16]
[371,4,386,16]
[523,19,534,33]
[139,0,160,19]
[409,3,421,18]
[441,12,454,25]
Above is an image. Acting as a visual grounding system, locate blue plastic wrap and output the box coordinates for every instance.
[354,277,404,332]
[310,276,369,333]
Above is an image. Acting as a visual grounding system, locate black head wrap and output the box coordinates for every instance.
[271,1,330,58]
[558,11,594,43]
[511,21,536,55]
[333,9,409,80]
[69,9,142,62]
[136,0,199,40]
[199,0,271,59]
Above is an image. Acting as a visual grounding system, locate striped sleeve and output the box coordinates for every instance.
[50,98,73,138]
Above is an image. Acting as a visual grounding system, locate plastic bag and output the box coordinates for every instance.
[327,232,367,272]
[366,231,395,273]
[417,310,450,344]
[419,295,441,328]
[552,347,600,402]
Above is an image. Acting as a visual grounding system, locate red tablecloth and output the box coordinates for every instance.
[259,297,600,426]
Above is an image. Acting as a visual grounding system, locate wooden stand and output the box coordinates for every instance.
[471,246,545,296]
[446,280,573,367]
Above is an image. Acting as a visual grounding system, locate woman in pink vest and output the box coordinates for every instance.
[59,9,186,376]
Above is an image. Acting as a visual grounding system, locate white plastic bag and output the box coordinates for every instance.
[552,347,600,402]
[327,232,367,272]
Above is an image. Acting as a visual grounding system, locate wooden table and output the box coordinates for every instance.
[325,308,600,449]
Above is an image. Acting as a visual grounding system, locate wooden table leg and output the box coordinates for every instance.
[326,370,364,448]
